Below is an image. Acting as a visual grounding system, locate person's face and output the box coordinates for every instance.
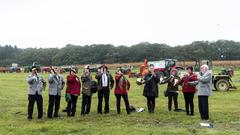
[51,69,55,74]
[118,70,123,75]
[71,71,75,75]
[201,66,208,74]
[187,69,192,74]
[172,71,177,75]
[32,69,36,74]
[149,66,154,73]
[103,67,107,73]
[85,68,89,73]
[56,69,61,74]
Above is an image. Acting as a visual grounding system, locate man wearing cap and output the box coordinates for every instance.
[66,68,81,117]
[47,68,65,118]
[197,64,212,121]
[95,65,114,114]
[26,67,46,119]
[81,65,93,115]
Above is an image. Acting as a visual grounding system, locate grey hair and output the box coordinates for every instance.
[201,64,209,70]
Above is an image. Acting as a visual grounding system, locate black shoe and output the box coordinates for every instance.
[53,114,59,118]
[37,116,43,119]
[62,108,68,112]
[174,109,180,112]
[27,116,33,120]
[104,111,109,114]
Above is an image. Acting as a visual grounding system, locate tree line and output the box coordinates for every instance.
[0,40,240,67]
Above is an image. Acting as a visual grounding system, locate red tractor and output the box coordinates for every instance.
[129,59,183,78]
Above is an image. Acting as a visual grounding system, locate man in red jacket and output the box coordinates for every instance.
[179,66,197,116]
[114,69,130,114]
[66,68,81,117]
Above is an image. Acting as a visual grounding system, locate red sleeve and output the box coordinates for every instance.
[190,74,197,81]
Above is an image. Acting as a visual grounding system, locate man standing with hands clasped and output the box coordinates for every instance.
[197,64,212,121]
[27,66,46,119]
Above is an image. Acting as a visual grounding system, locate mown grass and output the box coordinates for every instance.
[0,68,240,135]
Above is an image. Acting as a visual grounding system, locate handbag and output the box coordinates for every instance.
[91,80,98,94]
[164,90,169,97]
[65,93,71,102]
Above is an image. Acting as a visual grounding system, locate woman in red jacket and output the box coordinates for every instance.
[114,69,130,114]
[180,66,197,116]
[66,69,81,117]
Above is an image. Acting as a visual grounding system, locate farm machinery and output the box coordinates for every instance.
[194,60,236,91]
[129,59,183,78]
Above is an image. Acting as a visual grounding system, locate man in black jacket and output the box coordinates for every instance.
[143,65,160,113]
[95,65,114,114]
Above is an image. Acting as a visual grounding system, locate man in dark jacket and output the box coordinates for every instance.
[143,65,159,113]
[95,65,114,114]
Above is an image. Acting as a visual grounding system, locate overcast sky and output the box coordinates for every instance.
[0,0,239,48]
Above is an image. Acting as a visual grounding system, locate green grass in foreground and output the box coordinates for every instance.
[0,69,240,135]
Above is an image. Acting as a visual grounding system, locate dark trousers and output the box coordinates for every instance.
[168,92,178,111]
[98,87,110,114]
[115,94,130,114]
[147,97,156,113]
[28,94,43,119]
[198,96,209,120]
[81,94,92,115]
[47,95,61,118]
[67,95,78,116]
[183,93,195,115]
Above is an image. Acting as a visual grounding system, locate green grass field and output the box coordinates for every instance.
[0,69,240,135]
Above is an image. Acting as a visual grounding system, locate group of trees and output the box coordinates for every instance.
[0,40,240,67]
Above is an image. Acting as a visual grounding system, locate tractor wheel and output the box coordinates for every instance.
[215,79,230,91]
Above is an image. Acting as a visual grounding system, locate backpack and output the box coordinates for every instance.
[91,80,98,94]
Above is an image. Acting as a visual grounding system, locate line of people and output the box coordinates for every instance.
[26,64,212,122]
[26,65,131,119]
[141,64,212,121]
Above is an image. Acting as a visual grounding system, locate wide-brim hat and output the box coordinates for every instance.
[99,65,108,70]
